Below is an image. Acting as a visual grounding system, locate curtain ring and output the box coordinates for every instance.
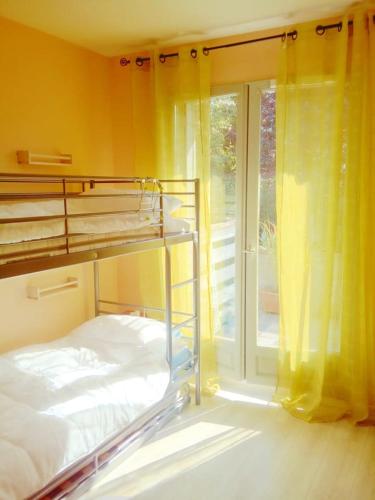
[136,57,144,67]
[316,25,325,35]
[281,32,286,42]
[202,47,209,56]
[159,53,166,63]
[291,30,298,40]
[337,21,343,32]
[190,48,198,59]
[120,57,130,66]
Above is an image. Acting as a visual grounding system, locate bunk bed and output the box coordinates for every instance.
[0,173,201,499]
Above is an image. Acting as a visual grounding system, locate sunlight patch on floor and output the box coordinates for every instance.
[88,420,261,498]
[216,389,278,407]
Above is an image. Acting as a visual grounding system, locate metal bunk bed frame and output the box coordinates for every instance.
[0,172,201,499]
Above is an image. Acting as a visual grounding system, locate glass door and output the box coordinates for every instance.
[210,81,278,384]
[245,80,278,382]
[210,85,246,379]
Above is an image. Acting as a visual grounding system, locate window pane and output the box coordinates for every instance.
[210,94,238,338]
[257,89,279,348]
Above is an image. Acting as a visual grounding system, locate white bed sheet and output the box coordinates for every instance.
[0,314,183,500]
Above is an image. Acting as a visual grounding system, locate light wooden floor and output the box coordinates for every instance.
[85,386,375,500]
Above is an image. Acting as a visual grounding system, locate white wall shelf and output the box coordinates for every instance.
[17,150,72,167]
[27,277,79,300]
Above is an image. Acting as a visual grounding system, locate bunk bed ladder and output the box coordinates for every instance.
[164,239,200,406]
[90,178,201,405]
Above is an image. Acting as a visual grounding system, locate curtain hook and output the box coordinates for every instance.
[136,57,144,67]
[120,57,130,66]
[316,25,325,35]
[159,53,166,63]
[202,47,209,56]
[190,48,198,59]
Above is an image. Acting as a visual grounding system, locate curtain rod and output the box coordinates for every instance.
[120,15,375,67]
[316,15,375,34]
[120,30,297,66]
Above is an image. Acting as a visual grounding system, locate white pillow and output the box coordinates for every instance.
[73,187,182,214]
[69,314,189,365]
[70,314,167,345]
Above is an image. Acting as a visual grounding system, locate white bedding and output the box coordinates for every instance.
[0,315,187,500]
[0,189,190,245]
[0,212,189,245]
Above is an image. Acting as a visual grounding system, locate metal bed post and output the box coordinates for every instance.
[162,178,172,370]
[165,244,173,369]
[193,179,201,405]
[93,261,100,317]
[158,180,164,239]
[62,179,70,255]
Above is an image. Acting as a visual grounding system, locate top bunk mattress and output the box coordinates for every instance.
[0,188,190,246]
[0,314,191,500]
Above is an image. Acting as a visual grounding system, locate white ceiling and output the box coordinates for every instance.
[0,0,354,56]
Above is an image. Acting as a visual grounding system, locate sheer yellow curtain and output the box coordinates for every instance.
[153,47,217,392]
[128,47,217,392]
[275,3,375,423]
[127,59,163,313]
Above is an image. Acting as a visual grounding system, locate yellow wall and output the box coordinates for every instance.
[209,29,280,85]
[0,265,92,352]
[0,16,118,352]
[0,16,114,176]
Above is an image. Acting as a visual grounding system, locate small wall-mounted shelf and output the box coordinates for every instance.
[17,150,72,167]
[27,277,79,300]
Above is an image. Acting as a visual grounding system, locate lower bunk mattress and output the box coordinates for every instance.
[0,314,191,499]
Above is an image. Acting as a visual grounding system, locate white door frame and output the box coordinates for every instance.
[211,81,278,385]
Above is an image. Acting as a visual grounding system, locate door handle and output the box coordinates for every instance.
[243,246,256,254]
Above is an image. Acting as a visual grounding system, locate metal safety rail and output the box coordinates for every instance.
[0,173,198,278]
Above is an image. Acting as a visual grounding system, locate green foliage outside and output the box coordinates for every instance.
[210,95,237,223]
[209,90,277,240]
[259,90,276,249]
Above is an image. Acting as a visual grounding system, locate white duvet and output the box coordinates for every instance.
[0,315,176,500]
